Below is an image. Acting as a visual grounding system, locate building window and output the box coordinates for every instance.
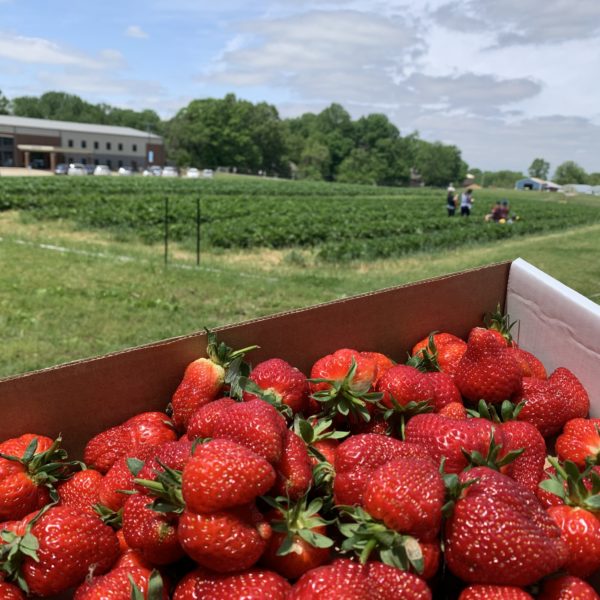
[107,159,112,168]
[106,142,111,150]
[69,157,74,163]
[94,159,99,165]
[94,141,99,150]
[82,158,87,165]
[118,160,123,168]
[68,140,73,148]
[81,140,87,149]
[118,143,123,151]
[132,144,137,152]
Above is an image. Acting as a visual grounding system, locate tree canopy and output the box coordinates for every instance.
[528,158,550,180]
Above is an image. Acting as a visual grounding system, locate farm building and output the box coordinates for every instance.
[0,115,164,171]
[514,177,562,192]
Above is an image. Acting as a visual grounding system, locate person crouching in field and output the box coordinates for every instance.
[446,185,457,216]
[460,189,474,216]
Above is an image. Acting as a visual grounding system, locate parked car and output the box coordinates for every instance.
[142,166,162,177]
[202,169,214,179]
[118,166,133,176]
[67,163,87,176]
[54,163,68,175]
[162,166,178,177]
[93,165,111,176]
[186,168,200,178]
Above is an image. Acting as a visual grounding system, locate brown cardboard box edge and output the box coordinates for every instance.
[0,261,511,457]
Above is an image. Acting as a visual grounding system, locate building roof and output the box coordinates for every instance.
[0,115,162,141]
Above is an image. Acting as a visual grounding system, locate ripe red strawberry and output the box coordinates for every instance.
[505,347,547,379]
[538,575,600,599]
[425,371,462,410]
[536,464,566,509]
[459,585,534,599]
[454,328,522,404]
[0,581,25,599]
[261,496,332,579]
[0,435,71,521]
[173,567,207,600]
[500,420,545,493]
[0,506,120,596]
[171,332,257,430]
[270,430,312,501]
[186,397,236,440]
[360,351,395,384]
[515,369,588,438]
[121,494,184,565]
[309,349,379,421]
[404,413,499,474]
[333,434,430,505]
[190,398,287,464]
[84,412,176,474]
[177,503,271,573]
[181,439,276,514]
[412,332,467,377]
[193,568,291,599]
[556,418,600,468]
[243,358,309,414]
[135,437,194,487]
[444,467,568,586]
[363,456,444,541]
[376,364,434,409]
[73,566,168,599]
[288,558,431,599]
[551,367,589,418]
[438,402,467,419]
[547,505,600,578]
[57,469,103,515]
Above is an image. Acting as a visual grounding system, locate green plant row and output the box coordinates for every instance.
[1,177,599,261]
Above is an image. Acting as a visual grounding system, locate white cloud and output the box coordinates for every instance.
[126,25,149,39]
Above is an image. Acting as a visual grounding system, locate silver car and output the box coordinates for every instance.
[162,166,178,177]
[93,165,111,176]
[67,163,87,176]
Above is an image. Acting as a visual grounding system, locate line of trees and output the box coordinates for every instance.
[0,89,467,187]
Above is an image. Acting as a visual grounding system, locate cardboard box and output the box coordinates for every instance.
[1,258,599,459]
[0,258,599,599]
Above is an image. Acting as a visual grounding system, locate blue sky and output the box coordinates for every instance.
[2,0,600,173]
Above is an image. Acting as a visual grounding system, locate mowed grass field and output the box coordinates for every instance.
[1,176,600,379]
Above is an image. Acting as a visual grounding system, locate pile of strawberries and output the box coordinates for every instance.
[1,314,600,599]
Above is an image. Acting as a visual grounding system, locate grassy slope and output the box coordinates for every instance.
[2,211,599,379]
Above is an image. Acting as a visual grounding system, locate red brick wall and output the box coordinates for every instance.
[145,143,165,166]
[13,133,61,167]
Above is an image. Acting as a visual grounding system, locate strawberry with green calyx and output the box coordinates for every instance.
[538,457,600,578]
[363,456,445,541]
[376,364,435,412]
[309,350,381,423]
[458,585,534,599]
[484,304,517,346]
[57,468,103,515]
[288,558,432,600]
[454,327,523,404]
[241,358,309,417]
[73,567,167,599]
[293,415,349,466]
[0,505,120,596]
[261,494,333,579]
[444,467,568,587]
[181,438,276,514]
[412,332,467,378]
[0,434,79,521]
[171,329,258,430]
[460,431,525,473]
[122,494,184,566]
[360,351,395,385]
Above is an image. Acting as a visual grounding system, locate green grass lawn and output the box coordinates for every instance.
[2,209,600,379]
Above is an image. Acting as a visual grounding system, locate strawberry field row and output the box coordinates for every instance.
[2,178,599,261]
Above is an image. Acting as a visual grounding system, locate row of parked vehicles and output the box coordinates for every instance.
[54,164,214,178]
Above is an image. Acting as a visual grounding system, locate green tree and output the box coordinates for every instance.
[297,138,330,180]
[528,158,550,180]
[482,170,525,189]
[0,90,9,115]
[415,141,466,187]
[553,161,588,185]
